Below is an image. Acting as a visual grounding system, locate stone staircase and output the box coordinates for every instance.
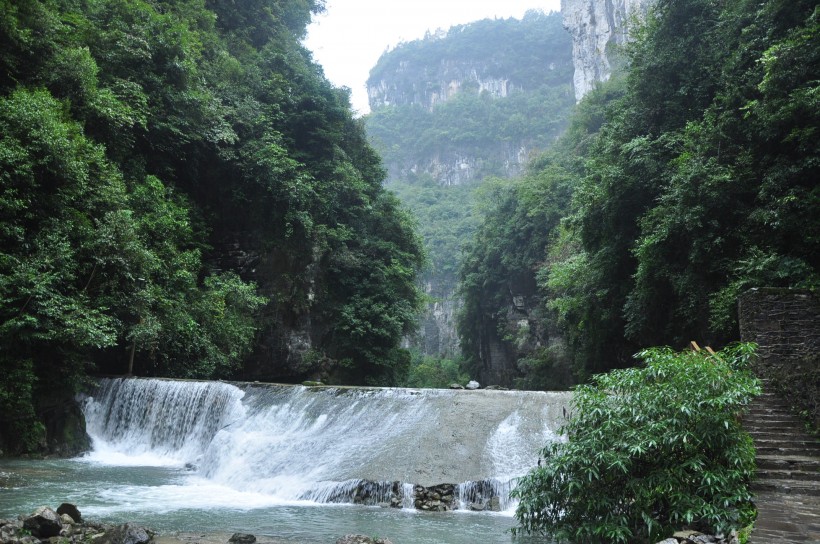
[743,387,820,543]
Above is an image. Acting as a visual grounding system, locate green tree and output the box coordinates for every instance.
[513,344,760,543]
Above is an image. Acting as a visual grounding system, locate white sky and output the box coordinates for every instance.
[303,0,562,115]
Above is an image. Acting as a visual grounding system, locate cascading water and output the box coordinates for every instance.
[83,377,570,512]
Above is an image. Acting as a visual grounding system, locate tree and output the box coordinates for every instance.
[513,344,760,543]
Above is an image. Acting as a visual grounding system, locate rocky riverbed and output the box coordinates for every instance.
[0,504,395,544]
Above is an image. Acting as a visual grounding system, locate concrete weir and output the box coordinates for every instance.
[83,378,571,511]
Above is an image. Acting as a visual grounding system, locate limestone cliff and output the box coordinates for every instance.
[365,11,574,187]
[561,0,656,101]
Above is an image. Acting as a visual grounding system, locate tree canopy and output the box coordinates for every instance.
[0,0,424,453]
[458,0,819,382]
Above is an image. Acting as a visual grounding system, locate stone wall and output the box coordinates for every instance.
[738,288,820,429]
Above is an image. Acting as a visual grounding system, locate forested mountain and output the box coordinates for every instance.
[459,0,819,387]
[0,0,424,453]
[362,12,575,364]
[365,10,574,187]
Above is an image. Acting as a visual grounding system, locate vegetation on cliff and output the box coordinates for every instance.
[458,0,819,383]
[513,344,760,543]
[0,0,424,453]
[365,10,574,185]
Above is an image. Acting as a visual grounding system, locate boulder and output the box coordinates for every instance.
[97,523,152,544]
[22,506,62,538]
[228,533,256,544]
[57,503,82,523]
[465,380,480,390]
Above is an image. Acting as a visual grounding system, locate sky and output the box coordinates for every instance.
[303,0,563,115]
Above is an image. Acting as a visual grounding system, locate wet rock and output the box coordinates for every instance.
[484,385,509,390]
[469,502,485,511]
[449,383,464,389]
[57,503,82,523]
[97,523,152,544]
[656,540,678,544]
[413,484,456,511]
[23,506,62,538]
[465,381,480,390]
[487,496,501,512]
[335,536,393,544]
[228,533,256,544]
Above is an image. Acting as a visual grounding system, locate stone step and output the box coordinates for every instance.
[751,479,820,496]
[746,410,801,419]
[756,445,820,456]
[743,423,804,436]
[757,469,820,482]
[756,455,820,472]
[748,431,813,441]
[746,413,805,421]
[753,438,820,449]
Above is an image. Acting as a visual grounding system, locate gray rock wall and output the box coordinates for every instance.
[738,288,820,429]
[561,0,656,101]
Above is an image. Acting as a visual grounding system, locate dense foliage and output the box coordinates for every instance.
[458,0,819,381]
[513,344,760,543]
[0,0,424,452]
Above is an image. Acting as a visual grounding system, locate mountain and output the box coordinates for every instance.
[365,11,574,187]
[362,12,575,364]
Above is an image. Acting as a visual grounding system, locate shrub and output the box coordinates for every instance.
[512,343,760,543]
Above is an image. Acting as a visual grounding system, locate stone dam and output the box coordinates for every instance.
[83,378,571,512]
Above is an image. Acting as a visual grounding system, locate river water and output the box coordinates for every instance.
[0,378,569,543]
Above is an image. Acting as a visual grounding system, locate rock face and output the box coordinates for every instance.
[561,0,656,101]
[368,60,519,112]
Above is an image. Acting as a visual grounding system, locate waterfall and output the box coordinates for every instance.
[83,378,570,510]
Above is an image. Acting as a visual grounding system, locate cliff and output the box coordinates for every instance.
[365,11,574,187]
[561,0,656,101]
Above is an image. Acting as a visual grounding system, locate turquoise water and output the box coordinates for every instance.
[0,379,566,543]
[0,458,550,544]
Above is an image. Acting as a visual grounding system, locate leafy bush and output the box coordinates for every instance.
[403,350,469,389]
[512,343,760,543]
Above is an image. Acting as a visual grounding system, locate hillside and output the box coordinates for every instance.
[458,0,819,387]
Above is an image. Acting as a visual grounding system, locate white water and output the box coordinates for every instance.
[82,378,570,513]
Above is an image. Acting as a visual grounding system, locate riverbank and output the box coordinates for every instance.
[0,505,396,544]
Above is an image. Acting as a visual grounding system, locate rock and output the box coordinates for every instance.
[23,506,62,538]
[97,523,152,544]
[655,540,678,544]
[57,503,82,523]
[465,380,480,390]
[449,383,464,389]
[562,0,656,101]
[228,533,256,544]
[484,385,508,390]
[487,496,501,511]
[335,535,394,544]
[301,380,323,386]
[469,502,485,511]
